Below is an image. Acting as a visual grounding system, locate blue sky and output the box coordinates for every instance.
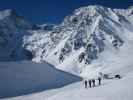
[0,0,133,24]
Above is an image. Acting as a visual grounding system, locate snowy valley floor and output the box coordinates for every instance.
[2,72,133,100]
[0,61,81,99]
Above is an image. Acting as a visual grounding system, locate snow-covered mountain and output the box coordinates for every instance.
[22,5,133,76]
[1,5,133,77]
[0,9,34,61]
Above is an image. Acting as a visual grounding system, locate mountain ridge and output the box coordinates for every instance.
[0,5,133,77]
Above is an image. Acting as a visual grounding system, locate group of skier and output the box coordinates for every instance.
[84,77,101,88]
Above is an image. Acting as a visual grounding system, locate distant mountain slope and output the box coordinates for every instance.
[0,9,33,61]
[0,61,81,98]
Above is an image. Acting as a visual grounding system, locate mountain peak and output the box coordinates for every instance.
[74,5,107,15]
[0,9,18,20]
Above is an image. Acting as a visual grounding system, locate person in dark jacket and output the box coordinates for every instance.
[88,80,92,88]
[84,80,88,88]
[92,79,95,87]
[98,77,102,85]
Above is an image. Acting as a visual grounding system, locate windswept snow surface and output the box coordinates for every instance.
[0,61,81,98]
[47,73,133,100]
[3,72,133,100]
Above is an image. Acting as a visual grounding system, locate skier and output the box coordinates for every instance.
[98,77,101,85]
[92,79,95,87]
[84,80,88,88]
[88,79,92,88]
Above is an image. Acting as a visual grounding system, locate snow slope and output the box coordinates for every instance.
[2,48,133,100]
[3,40,133,100]
[47,73,133,100]
[3,71,133,100]
[0,61,81,98]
